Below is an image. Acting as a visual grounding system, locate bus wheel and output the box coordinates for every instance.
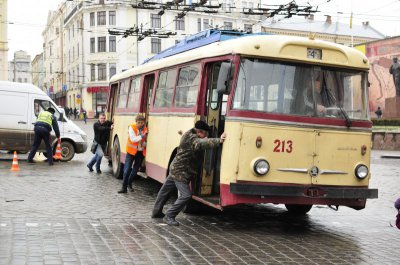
[285,204,312,215]
[112,138,123,179]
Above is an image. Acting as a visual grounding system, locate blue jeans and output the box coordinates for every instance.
[121,151,144,189]
[87,144,104,171]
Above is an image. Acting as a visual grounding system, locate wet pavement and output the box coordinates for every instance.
[0,120,399,265]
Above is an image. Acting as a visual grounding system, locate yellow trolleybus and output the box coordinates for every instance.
[107,30,377,214]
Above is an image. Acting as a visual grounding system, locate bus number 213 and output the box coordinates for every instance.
[273,139,293,153]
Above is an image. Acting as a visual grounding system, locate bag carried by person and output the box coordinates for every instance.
[90,140,98,154]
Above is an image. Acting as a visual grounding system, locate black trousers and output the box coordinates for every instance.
[27,126,53,165]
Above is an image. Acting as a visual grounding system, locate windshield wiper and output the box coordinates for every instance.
[339,106,352,128]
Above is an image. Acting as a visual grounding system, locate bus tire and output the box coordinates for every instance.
[112,137,123,179]
[285,204,312,215]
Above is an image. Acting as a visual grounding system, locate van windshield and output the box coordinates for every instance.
[34,99,60,120]
[232,58,368,120]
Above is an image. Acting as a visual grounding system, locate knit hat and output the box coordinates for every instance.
[195,120,210,132]
[395,198,400,209]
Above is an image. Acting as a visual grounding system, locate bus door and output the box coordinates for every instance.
[141,74,155,121]
[106,83,119,154]
[199,62,228,196]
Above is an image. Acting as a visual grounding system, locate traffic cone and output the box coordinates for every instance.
[53,138,63,160]
[10,151,20,171]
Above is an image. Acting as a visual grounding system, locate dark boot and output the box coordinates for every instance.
[163,215,179,226]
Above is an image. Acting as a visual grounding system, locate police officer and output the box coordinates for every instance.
[27,107,60,165]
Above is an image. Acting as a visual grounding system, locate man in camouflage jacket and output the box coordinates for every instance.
[152,120,227,226]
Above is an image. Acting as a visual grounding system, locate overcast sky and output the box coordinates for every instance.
[6,0,400,61]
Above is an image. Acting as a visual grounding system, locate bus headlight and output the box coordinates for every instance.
[355,164,368,179]
[253,159,270,176]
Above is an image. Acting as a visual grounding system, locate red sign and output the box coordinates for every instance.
[87,86,109,93]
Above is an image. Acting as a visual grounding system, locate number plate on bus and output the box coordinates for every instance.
[307,48,322,59]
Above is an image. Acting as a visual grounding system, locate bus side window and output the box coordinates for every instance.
[175,64,200,108]
[154,69,177,108]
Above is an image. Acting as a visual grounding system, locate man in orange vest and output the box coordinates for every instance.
[118,115,148,193]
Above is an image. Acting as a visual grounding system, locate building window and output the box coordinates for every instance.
[91,64,95,81]
[109,11,116,25]
[224,21,233,30]
[77,66,80,83]
[109,36,116,52]
[175,16,185,30]
[98,64,107,80]
[98,37,106,52]
[244,24,252,33]
[77,43,79,57]
[197,18,201,32]
[151,38,161,54]
[151,14,161,28]
[90,38,95,53]
[90,12,95,26]
[203,18,209,30]
[109,63,116,78]
[97,11,106,26]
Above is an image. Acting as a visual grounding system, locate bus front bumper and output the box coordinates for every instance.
[230,183,378,199]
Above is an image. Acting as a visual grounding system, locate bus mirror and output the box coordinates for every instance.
[217,62,233,95]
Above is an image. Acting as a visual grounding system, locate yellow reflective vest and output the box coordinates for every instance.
[37,111,53,126]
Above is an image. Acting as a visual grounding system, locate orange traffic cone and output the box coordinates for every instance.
[10,151,20,171]
[53,138,63,160]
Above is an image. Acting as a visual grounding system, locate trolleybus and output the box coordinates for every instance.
[106,30,378,214]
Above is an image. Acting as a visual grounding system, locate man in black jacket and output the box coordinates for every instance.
[87,113,113,173]
[28,107,60,166]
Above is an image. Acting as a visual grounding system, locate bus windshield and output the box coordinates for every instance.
[232,58,368,120]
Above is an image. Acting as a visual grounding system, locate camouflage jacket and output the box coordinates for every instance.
[170,128,220,183]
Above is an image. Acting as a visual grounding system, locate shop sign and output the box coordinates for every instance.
[87,86,109,93]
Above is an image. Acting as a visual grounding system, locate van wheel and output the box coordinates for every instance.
[112,138,123,179]
[285,204,312,215]
[59,141,75,162]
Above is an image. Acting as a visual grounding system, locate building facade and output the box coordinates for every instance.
[8,51,32,83]
[32,53,44,90]
[262,15,385,46]
[0,0,8,80]
[42,0,260,118]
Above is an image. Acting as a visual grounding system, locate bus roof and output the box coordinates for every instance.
[110,35,369,83]
[0,81,47,96]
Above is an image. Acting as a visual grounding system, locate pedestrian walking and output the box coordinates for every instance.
[87,113,113,174]
[82,109,87,124]
[394,198,400,229]
[73,107,77,119]
[118,115,148,194]
[152,120,226,226]
[27,107,60,166]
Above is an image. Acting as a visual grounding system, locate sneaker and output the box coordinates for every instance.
[163,215,179,226]
[117,189,127,194]
[87,164,93,172]
[96,169,102,174]
[27,160,35,164]
[151,211,165,219]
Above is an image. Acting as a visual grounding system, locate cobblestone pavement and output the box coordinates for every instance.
[1,120,400,265]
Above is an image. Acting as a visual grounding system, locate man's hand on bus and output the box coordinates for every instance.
[220,132,227,143]
[111,124,114,130]
[317,104,326,114]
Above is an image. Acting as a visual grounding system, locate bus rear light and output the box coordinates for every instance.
[256,137,262,148]
[253,159,270,176]
[355,164,368,179]
[361,145,367,156]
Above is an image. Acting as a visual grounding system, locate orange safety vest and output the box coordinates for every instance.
[126,123,148,156]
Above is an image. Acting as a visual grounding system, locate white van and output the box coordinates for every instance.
[0,81,87,161]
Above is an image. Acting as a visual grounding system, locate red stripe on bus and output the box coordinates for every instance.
[145,161,167,183]
[227,110,372,128]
